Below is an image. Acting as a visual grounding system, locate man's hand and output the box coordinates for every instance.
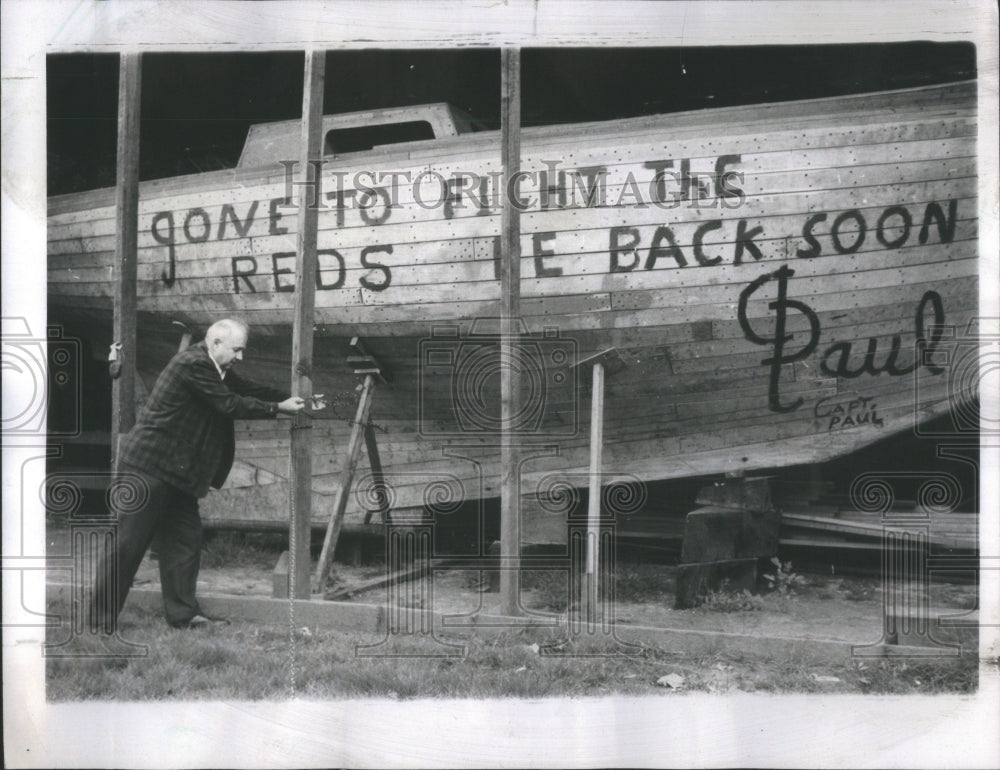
[277,397,306,414]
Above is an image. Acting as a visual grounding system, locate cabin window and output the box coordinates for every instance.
[324,120,435,155]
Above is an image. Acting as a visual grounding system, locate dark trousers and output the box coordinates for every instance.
[91,466,203,631]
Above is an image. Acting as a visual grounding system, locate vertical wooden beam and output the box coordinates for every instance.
[499,47,522,617]
[585,362,605,622]
[111,53,142,467]
[289,49,325,600]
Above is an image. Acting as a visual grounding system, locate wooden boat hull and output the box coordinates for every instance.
[47,82,979,533]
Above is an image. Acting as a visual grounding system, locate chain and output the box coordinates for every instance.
[286,437,297,696]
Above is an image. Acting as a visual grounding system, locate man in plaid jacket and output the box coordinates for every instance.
[92,318,307,631]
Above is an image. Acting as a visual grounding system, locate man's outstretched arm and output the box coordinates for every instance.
[183,358,305,417]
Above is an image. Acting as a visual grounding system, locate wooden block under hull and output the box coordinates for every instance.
[674,558,759,609]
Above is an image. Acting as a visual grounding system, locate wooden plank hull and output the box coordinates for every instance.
[47,82,979,530]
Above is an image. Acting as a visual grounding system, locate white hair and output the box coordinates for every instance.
[205,318,249,344]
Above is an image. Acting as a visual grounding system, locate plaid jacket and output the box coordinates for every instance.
[118,341,287,498]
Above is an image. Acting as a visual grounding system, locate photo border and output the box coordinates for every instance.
[3,1,998,767]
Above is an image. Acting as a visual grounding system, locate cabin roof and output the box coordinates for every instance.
[47,80,976,213]
[237,102,485,167]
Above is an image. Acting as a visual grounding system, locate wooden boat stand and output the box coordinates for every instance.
[318,347,634,611]
[311,337,391,594]
[574,348,627,624]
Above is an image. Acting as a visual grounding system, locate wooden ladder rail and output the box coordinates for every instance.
[313,373,376,593]
[362,419,389,525]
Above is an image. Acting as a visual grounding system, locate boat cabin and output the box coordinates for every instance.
[237,103,485,167]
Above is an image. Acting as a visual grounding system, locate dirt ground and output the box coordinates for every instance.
[45,522,979,648]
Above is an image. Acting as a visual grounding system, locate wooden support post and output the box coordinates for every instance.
[499,47,522,617]
[111,53,142,467]
[288,49,325,600]
[585,361,605,621]
[314,374,376,592]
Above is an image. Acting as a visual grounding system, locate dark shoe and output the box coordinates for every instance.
[173,613,230,629]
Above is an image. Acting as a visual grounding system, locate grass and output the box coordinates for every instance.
[697,586,765,612]
[45,600,981,701]
[840,578,880,603]
[45,522,982,699]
